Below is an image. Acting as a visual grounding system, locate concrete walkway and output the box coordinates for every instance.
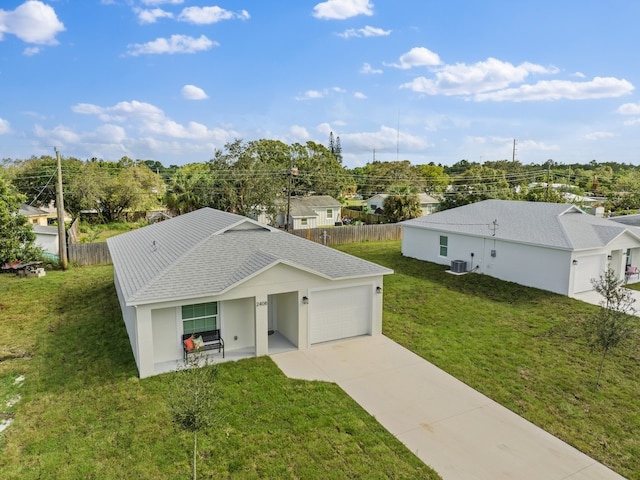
[272,335,625,480]
[574,287,640,314]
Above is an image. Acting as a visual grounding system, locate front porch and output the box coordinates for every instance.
[153,330,297,376]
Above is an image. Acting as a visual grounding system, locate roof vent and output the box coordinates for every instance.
[450,260,467,273]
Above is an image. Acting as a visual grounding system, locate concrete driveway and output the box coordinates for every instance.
[272,335,625,480]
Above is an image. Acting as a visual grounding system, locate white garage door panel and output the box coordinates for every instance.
[309,286,371,344]
[574,255,604,293]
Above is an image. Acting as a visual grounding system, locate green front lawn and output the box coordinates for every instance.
[337,241,640,479]
[0,266,438,479]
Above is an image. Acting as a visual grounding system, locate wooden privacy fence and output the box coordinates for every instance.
[68,242,112,266]
[66,224,401,265]
[290,224,402,246]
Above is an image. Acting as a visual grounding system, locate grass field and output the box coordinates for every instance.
[0,264,438,479]
[337,241,640,479]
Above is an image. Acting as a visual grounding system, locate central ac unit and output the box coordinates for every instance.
[450,260,467,273]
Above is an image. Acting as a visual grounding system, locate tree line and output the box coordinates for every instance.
[4,137,640,229]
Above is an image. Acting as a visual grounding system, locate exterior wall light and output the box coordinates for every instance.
[607,255,613,260]
[572,259,578,265]
[376,286,382,294]
[302,296,309,304]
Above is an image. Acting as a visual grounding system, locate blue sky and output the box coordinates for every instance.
[2,0,640,168]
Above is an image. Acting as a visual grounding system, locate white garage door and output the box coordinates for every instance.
[309,285,371,344]
[574,255,604,293]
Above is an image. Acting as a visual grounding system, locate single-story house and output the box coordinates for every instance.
[107,207,392,378]
[365,193,439,216]
[19,204,59,256]
[255,195,342,229]
[401,199,640,298]
[19,204,49,226]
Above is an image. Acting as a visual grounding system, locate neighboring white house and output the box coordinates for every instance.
[256,195,342,229]
[19,204,59,256]
[107,207,392,378]
[401,199,640,298]
[365,193,439,216]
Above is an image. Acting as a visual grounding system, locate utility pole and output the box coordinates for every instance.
[512,139,516,162]
[285,160,298,231]
[55,148,68,270]
[546,160,552,201]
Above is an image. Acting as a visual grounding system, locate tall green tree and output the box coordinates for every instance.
[208,139,290,217]
[0,175,40,264]
[292,141,347,198]
[585,266,637,387]
[382,191,422,223]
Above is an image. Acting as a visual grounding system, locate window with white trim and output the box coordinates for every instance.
[182,302,218,335]
[439,235,448,257]
[326,208,333,218]
[301,218,308,226]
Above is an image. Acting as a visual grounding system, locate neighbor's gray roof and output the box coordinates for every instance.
[288,195,341,217]
[401,199,639,250]
[610,213,640,227]
[107,207,392,306]
[32,225,58,235]
[19,204,48,217]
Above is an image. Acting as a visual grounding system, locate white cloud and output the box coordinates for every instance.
[295,90,326,100]
[181,84,208,100]
[34,124,82,144]
[572,71,586,78]
[178,6,249,24]
[0,118,11,134]
[126,34,217,56]
[341,125,430,153]
[354,92,367,99]
[313,0,374,20]
[386,47,441,69]
[617,102,640,115]
[401,58,557,96]
[338,25,390,38]
[467,136,559,152]
[71,100,237,141]
[135,8,173,24]
[23,46,40,56]
[0,1,65,45]
[474,76,634,102]
[141,0,183,5]
[289,125,310,140]
[584,131,616,140]
[360,62,382,74]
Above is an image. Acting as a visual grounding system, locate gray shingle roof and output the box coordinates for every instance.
[288,195,341,217]
[19,204,48,217]
[107,207,392,306]
[401,199,638,250]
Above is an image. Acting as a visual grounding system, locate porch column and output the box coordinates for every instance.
[135,306,155,378]
[255,296,269,356]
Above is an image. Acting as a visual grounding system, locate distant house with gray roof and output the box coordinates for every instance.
[365,193,439,216]
[401,200,640,297]
[107,207,392,378]
[19,204,59,256]
[255,195,342,229]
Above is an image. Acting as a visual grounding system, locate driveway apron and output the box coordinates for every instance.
[272,335,625,480]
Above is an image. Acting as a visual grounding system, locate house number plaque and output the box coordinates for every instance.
[256,300,268,307]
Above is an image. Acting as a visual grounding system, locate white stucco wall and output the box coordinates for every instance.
[221,297,255,351]
[34,233,58,255]
[402,226,572,296]
[152,307,180,363]
[127,262,386,378]
[114,271,139,371]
